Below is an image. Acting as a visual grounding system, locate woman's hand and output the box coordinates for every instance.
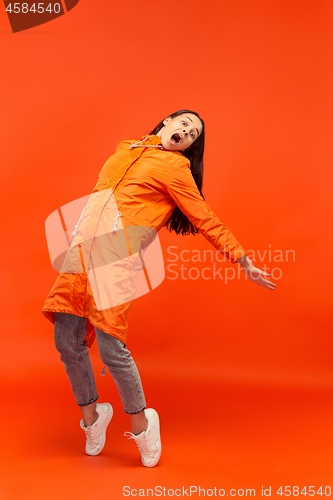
[236,255,277,291]
[243,266,277,290]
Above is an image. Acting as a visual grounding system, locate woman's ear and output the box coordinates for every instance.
[163,116,172,126]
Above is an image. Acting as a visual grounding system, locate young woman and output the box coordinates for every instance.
[42,109,276,468]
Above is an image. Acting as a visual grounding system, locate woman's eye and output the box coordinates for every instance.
[182,121,186,126]
[191,132,195,138]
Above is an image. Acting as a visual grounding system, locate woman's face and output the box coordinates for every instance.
[156,113,203,152]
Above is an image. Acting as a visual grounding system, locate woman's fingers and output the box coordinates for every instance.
[260,278,277,290]
[260,276,277,289]
[246,267,277,290]
[257,269,271,276]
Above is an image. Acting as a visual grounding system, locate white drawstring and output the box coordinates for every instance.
[71,204,88,236]
[72,207,122,237]
[112,211,122,232]
[129,136,164,150]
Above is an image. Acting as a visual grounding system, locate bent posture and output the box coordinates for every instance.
[42,109,276,468]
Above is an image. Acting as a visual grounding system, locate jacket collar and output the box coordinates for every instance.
[140,134,162,145]
[140,134,185,157]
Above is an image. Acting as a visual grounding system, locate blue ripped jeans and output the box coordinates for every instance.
[54,312,146,415]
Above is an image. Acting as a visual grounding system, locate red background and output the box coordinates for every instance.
[0,1,332,498]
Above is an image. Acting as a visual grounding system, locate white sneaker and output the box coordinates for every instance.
[80,402,113,456]
[124,408,161,467]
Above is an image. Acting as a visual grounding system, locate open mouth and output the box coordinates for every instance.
[170,133,182,145]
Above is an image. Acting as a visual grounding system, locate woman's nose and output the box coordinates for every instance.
[183,129,187,136]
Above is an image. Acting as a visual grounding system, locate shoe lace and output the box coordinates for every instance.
[84,426,99,446]
[124,431,156,456]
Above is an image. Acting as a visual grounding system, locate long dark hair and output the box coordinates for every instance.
[149,109,206,236]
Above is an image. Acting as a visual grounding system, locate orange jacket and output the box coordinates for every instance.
[42,134,247,347]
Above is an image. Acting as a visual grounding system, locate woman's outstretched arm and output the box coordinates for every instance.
[167,162,277,291]
[167,163,247,264]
